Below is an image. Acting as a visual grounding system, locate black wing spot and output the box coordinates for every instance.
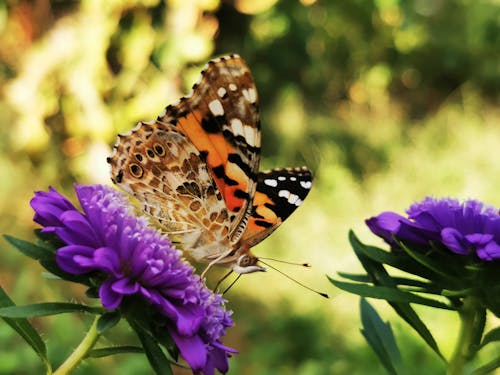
[201,115,225,133]
[234,189,250,200]
[254,219,273,228]
[115,170,124,183]
[213,165,238,186]
[154,144,165,156]
[129,164,143,178]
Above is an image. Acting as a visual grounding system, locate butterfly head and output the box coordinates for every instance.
[231,254,265,274]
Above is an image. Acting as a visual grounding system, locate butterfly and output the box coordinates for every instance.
[107,54,313,275]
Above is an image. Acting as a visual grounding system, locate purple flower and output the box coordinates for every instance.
[30,185,235,374]
[366,197,500,261]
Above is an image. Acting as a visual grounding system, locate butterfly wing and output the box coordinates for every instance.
[158,54,261,244]
[107,121,232,261]
[241,167,313,247]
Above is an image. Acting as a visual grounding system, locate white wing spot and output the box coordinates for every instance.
[278,190,290,199]
[300,181,312,189]
[230,118,244,137]
[264,179,278,187]
[278,176,286,181]
[288,194,300,204]
[248,88,257,103]
[217,87,227,98]
[243,125,255,146]
[208,99,224,116]
[290,177,297,181]
[295,198,303,206]
[229,83,237,91]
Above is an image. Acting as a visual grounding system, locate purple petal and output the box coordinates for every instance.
[205,342,237,374]
[99,279,124,310]
[365,212,405,243]
[56,211,100,246]
[441,228,470,255]
[465,233,494,246]
[157,299,204,336]
[93,247,121,274]
[477,241,500,261]
[56,245,97,274]
[30,187,77,227]
[111,278,140,295]
[169,330,207,372]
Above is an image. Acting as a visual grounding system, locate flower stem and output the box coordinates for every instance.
[447,296,485,375]
[53,316,101,375]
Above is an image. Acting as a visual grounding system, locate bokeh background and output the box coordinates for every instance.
[1,0,499,374]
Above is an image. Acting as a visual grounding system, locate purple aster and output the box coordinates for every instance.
[30,185,235,374]
[366,197,500,261]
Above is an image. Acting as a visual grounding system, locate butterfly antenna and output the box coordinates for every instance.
[258,257,311,268]
[222,273,242,295]
[258,260,329,299]
[214,269,233,293]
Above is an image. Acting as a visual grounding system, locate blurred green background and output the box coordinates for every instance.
[0,0,499,374]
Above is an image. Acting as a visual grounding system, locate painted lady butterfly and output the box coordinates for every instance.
[107,55,313,275]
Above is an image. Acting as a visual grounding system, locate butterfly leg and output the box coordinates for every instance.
[222,274,242,295]
[200,248,234,278]
[214,269,233,293]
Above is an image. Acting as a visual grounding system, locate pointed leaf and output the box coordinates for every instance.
[329,278,454,310]
[129,320,174,375]
[347,231,445,359]
[338,272,443,293]
[471,355,500,375]
[87,346,144,358]
[360,298,403,374]
[398,241,463,287]
[0,287,50,371]
[480,327,500,349]
[3,235,54,261]
[0,302,105,318]
[39,259,93,285]
[97,312,121,333]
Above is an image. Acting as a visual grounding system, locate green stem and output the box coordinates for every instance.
[53,316,101,375]
[447,296,485,375]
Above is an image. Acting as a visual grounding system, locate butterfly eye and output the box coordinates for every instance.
[129,163,143,178]
[238,255,256,267]
[153,143,165,156]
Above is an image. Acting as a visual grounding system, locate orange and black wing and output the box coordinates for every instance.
[241,167,313,247]
[158,54,261,244]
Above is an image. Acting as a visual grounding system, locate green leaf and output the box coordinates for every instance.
[360,298,403,375]
[346,231,445,360]
[0,287,51,372]
[39,259,93,285]
[480,327,500,349]
[3,235,54,261]
[471,355,500,375]
[329,278,455,310]
[398,241,463,287]
[97,312,121,333]
[87,346,144,358]
[129,320,174,375]
[33,229,63,249]
[338,272,444,294]
[0,302,105,318]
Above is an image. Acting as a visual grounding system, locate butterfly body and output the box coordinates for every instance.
[108,55,312,274]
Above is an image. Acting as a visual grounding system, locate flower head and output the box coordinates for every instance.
[366,197,500,261]
[31,185,235,374]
